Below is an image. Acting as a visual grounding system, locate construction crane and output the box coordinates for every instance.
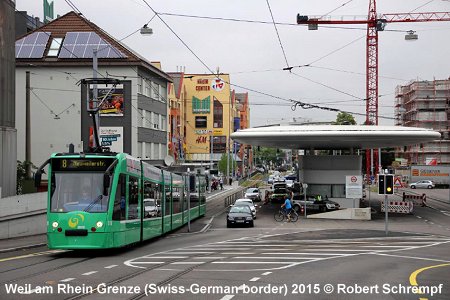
[297,0,450,181]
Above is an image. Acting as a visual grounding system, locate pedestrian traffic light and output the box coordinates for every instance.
[385,175,394,194]
[378,174,385,195]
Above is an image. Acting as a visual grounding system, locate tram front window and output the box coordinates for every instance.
[51,172,109,212]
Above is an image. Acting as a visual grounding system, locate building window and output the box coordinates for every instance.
[159,85,167,102]
[195,116,207,128]
[138,109,144,127]
[137,77,143,94]
[47,38,63,56]
[213,97,223,128]
[151,82,159,100]
[213,135,226,153]
[161,116,166,131]
[144,80,151,96]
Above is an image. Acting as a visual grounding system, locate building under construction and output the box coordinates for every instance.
[395,79,450,165]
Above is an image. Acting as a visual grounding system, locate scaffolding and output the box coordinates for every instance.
[395,79,450,165]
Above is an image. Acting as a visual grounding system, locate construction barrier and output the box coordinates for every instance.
[381,200,414,214]
[403,193,427,207]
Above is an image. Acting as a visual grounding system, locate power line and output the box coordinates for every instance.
[266,0,290,68]
[320,0,354,18]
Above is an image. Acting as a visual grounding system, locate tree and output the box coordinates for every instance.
[218,153,236,176]
[254,147,280,167]
[335,112,356,125]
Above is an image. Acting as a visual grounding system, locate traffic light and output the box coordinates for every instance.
[378,174,394,195]
[378,174,385,195]
[385,175,394,194]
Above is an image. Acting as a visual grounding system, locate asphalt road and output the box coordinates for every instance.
[0,188,449,300]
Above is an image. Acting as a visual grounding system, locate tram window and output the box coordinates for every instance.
[128,177,139,220]
[113,174,126,220]
[164,184,171,216]
[143,181,160,218]
[172,187,181,214]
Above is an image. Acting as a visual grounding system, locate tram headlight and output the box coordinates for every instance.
[52,222,59,228]
[96,221,103,228]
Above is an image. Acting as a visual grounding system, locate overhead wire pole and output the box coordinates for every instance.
[296,0,450,182]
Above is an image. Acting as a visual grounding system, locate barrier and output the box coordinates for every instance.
[224,189,245,207]
[403,193,427,207]
[381,200,414,214]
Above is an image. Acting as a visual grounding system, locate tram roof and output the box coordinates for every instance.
[230,125,441,150]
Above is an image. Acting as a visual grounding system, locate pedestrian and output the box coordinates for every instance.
[219,177,223,190]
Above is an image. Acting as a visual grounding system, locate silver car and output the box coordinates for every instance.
[244,188,261,202]
[233,198,258,219]
[409,180,435,189]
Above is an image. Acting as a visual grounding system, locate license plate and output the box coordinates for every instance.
[236,220,244,223]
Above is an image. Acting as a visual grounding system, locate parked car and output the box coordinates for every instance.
[409,180,435,189]
[227,205,254,227]
[143,199,160,217]
[233,198,258,219]
[268,175,275,184]
[244,188,261,202]
[291,195,340,213]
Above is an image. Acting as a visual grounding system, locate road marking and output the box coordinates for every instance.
[262,252,348,256]
[233,256,317,260]
[409,263,450,298]
[104,265,118,269]
[416,216,423,219]
[261,271,272,275]
[184,248,251,251]
[221,252,255,255]
[143,256,188,259]
[193,256,225,259]
[375,253,450,263]
[360,245,407,248]
[171,262,205,265]
[0,250,65,263]
[130,261,165,264]
[168,251,213,254]
[212,261,293,264]
[60,278,76,282]
[249,277,260,281]
[220,295,235,300]
[82,271,97,276]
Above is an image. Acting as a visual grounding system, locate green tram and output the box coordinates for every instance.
[35,152,206,249]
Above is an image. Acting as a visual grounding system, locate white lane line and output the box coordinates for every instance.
[60,278,76,282]
[429,222,435,225]
[82,271,98,276]
[233,256,318,260]
[249,277,260,282]
[130,261,165,264]
[183,248,251,251]
[193,256,225,259]
[221,252,255,255]
[360,245,407,248]
[374,253,450,263]
[416,216,422,219]
[261,272,272,276]
[220,295,235,300]
[171,262,205,265]
[143,256,188,259]
[262,252,348,256]
[212,261,293,264]
[167,251,213,254]
[104,265,118,269]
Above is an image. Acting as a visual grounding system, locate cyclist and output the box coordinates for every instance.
[281,193,293,221]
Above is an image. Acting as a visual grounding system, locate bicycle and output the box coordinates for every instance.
[274,208,298,222]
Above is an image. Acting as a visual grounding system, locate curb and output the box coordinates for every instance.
[0,243,47,253]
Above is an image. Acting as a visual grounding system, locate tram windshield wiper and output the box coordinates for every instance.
[84,195,103,212]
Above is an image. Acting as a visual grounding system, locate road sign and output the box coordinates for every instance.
[394,176,402,187]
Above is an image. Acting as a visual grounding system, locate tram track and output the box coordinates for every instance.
[1,256,96,285]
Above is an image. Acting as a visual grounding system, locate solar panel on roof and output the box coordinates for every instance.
[15,32,51,58]
[58,31,126,59]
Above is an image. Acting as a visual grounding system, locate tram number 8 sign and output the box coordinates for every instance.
[378,174,394,195]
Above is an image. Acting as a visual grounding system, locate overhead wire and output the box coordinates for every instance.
[266,0,290,68]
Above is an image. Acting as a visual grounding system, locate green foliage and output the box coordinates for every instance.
[16,160,35,195]
[254,147,281,166]
[218,153,237,175]
[335,112,356,125]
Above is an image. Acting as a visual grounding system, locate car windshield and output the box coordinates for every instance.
[230,206,251,213]
[144,200,155,206]
[50,172,109,213]
[246,188,258,193]
[236,200,252,205]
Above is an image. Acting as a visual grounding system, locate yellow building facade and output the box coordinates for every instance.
[183,74,235,163]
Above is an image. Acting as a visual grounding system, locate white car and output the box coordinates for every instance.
[409,180,435,189]
[233,198,258,219]
[143,199,160,217]
[244,188,261,202]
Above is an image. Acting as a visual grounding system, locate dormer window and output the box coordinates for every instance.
[47,38,63,56]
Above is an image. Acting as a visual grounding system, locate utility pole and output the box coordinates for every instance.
[25,71,31,178]
[92,49,99,148]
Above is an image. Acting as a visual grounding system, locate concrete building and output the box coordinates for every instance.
[182,74,236,169]
[15,11,172,174]
[395,79,450,165]
[167,72,187,164]
[235,92,252,176]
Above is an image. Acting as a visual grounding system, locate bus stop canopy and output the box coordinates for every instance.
[230,125,441,150]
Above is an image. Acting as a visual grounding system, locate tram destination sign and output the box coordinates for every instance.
[52,158,115,172]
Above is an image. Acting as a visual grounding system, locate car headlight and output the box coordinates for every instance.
[246,216,253,220]
[96,221,103,228]
[228,216,234,220]
[52,221,59,228]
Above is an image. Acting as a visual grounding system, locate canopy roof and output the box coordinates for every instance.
[231,125,441,149]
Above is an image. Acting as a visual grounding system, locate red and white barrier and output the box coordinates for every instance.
[381,200,414,214]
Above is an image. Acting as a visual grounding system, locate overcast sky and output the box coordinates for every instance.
[16,0,450,127]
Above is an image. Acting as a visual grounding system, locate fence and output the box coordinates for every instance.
[224,188,245,207]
